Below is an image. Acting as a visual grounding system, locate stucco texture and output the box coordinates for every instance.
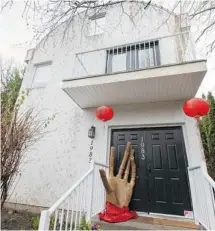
[8,3,204,213]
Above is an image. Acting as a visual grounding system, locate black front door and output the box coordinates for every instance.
[111,127,192,216]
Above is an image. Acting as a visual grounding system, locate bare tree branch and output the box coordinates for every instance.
[191,6,215,18]
[2,0,215,53]
[207,40,215,53]
[196,20,215,42]
[1,60,54,207]
[0,0,13,13]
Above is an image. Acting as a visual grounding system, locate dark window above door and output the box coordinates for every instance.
[106,41,160,73]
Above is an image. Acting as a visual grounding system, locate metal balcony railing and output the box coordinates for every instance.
[71,31,197,80]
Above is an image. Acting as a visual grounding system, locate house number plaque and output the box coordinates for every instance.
[89,140,94,163]
[140,137,145,160]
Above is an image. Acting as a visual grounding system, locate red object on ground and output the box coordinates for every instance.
[183,98,210,118]
[96,105,114,122]
[98,202,138,223]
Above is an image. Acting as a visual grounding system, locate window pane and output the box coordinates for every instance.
[89,21,95,36]
[32,64,51,87]
[89,17,105,36]
[112,53,127,72]
[138,47,154,68]
[106,41,159,73]
[96,17,105,34]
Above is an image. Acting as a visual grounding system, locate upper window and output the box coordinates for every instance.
[88,12,106,36]
[106,41,160,73]
[32,62,52,88]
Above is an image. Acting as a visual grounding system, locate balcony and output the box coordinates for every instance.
[62,32,207,108]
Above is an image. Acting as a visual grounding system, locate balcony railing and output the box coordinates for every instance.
[71,31,197,80]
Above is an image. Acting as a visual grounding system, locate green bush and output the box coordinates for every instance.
[32,215,55,230]
[32,216,40,230]
[32,214,102,230]
[200,92,215,180]
[77,216,92,230]
[50,216,55,230]
[77,216,103,230]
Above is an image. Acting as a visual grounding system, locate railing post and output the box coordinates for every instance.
[201,165,215,229]
[38,210,50,231]
[87,161,95,222]
[189,31,197,60]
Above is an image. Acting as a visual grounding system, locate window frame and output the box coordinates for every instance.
[106,41,160,74]
[31,61,52,89]
[88,12,106,36]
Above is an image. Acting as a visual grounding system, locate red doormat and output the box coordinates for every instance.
[98,202,138,223]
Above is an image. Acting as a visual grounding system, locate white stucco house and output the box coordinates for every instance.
[7,2,215,230]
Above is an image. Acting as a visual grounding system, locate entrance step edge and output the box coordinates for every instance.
[134,215,199,229]
[92,216,200,230]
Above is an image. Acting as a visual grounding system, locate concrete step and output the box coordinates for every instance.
[92,215,200,230]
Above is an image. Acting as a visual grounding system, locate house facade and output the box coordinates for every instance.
[8,2,215,230]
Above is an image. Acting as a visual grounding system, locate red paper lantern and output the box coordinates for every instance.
[96,105,114,122]
[183,98,209,118]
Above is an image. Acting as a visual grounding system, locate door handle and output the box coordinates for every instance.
[148,164,151,173]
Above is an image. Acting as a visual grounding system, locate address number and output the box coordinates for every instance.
[140,137,145,160]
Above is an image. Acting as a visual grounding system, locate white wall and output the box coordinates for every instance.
[70,5,180,78]
[9,97,205,209]
[8,3,202,211]
[22,2,182,89]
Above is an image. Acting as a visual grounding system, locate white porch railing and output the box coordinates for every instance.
[71,31,198,80]
[39,160,215,230]
[38,161,108,231]
[188,165,215,230]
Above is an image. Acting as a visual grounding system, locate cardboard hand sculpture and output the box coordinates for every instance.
[98,142,138,223]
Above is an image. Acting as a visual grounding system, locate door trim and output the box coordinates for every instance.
[106,123,194,218]
[106,123,187,167]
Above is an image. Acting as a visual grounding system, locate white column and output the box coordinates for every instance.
[87,161,95,222]
[38,210,50,231]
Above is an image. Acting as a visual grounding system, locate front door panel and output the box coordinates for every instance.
[111,127,192,216]
[145,127,192,215]
[112,130,149,212]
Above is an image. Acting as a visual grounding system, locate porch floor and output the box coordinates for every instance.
[92,215,200,230]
